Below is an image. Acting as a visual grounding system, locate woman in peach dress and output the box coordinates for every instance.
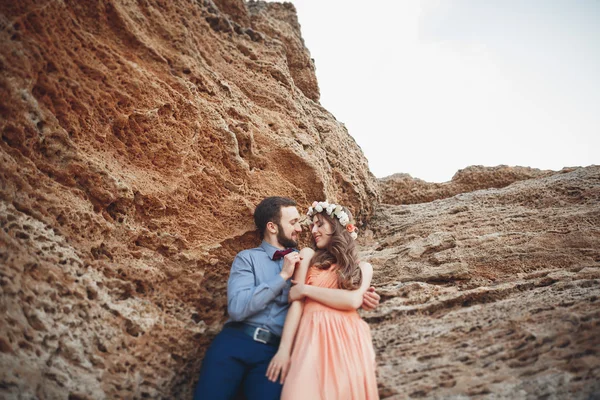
[266,201,378,400]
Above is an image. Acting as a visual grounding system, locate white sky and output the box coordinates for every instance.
[269,0,600,182]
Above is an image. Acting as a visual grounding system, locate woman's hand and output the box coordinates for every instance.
[289,280,306,302]
[361,286,380,311]
[266,350,291,384]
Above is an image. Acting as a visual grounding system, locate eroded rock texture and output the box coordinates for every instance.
[380,165,556,205]
[363,166,600,399]
[0,0,376,398]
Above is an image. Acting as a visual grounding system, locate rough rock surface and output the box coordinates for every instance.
[361,166,600,399]
[380,165,556,205]
[0,0,377,398]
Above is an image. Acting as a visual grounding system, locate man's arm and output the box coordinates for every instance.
[227,253,286,321]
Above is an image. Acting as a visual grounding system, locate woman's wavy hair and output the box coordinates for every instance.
[310,206,362,290]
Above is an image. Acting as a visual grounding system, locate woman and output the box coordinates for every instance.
[266,201,378,399]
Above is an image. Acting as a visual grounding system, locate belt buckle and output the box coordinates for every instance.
[253,327,269,344]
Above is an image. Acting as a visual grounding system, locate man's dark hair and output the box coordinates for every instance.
[254,197,297,237]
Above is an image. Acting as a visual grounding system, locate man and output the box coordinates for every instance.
[194,197,380,400]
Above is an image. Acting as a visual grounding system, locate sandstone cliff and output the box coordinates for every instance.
[0,0,376,398]
[379,165,557,205]
[365,166,600,398]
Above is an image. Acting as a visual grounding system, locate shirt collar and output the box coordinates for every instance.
[261,240,297,260]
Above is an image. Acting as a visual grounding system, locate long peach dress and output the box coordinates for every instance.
[281,265,378,400]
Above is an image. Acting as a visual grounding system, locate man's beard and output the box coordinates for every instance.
[276,223,298,248]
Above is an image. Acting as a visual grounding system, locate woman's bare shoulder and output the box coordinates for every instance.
[358,261,373,274]
[300,247,315,256]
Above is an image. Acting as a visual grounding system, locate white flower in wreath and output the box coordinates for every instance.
[338,211,348,222]
[350,231,358,240]
[334,205,343,216]
[315,204,323,212]
[326,204,335,215]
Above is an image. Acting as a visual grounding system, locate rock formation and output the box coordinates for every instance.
[1,0,598,399]
[380,165,556,205]
[364,166,600,398]
[0,0,376,398]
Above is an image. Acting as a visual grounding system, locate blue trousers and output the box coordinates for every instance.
[193,327,283,400]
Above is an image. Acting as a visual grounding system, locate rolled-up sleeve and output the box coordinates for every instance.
[227,252,287,321]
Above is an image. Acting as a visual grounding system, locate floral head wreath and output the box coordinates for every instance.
[307,201,358,240]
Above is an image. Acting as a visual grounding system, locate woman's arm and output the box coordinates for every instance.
[290,262,373,311]
[266,247,314,384]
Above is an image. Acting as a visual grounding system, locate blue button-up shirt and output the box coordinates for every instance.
[226,241,295,336]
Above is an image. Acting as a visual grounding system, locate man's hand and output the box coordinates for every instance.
[266,350,291,384]
[361,287,380,311]
[280,251,302,280]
